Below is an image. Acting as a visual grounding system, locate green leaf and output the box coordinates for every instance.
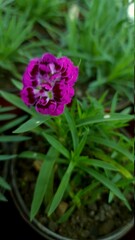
[0,155,16,161]
[73,131,88,160]
[48,161,75,216]
[79,158,118,170]
[0,91,35,115]
[13,117,49,133]
[44,166,54,207]
[81,167,131,210]
[11,79,23,90]
[30,147,58,220]
[108,161,133,179]
[110,92,118,113]
[0,177,11,190]
[90,136,133,162]
[0,135,31,142]
[43,132,70,159]
[19,151,45,161]
[64,107,78,150]
[76,181,100,199]
[0,106,15,112]
[57,206,75,223]
[0,115,28,133]
[79,157,133,179]
[108,191,114,203]
[0,193,7,201]
[77,113,133,127]
[0,113,16,121]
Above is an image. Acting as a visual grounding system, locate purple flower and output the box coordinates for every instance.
[21,53,79,116]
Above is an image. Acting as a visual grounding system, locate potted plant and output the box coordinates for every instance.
[0,53,134,240]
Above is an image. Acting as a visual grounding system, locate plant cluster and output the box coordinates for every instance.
[0,69,134,222]
[0,0,133,102]
[0,0,134,230]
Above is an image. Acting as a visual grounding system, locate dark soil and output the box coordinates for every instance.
[11,149,134,240]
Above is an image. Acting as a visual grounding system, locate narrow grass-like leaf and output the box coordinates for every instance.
[64,107,78,150]
[0,106,15,112]
[57,206,75,223]
[77,100,82,118]
[0,155,16,161]
[90,136,133,162]
[117,178,135,188]
[79,157,133,179]
[76,181,100,199]
[44,166,54,207]
[0,115,28,133]
[107,161,133,179]
[77,114,133,127]
[110,92,118,113]
[81,167,131,210]
[108,191,114,203]
[0,135,31,142]
[0,177,11,190]
[79,158,117,170]
[0,113,16,121]
[0,193,7,201]
[48,161,75,216]
[0,91,34,115]
[73,131,88,160]
[92,151,133,179]
[30,147,58,220]
[19,151,46,161]
[43,132,70,159]
[13,117,47,133]
[11,79,22,90]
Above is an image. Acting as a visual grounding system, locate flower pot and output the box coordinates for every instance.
[9,155,134,240]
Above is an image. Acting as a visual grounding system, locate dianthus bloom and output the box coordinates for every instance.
[21,53,79,116]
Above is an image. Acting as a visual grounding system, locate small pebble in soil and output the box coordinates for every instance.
[98,209,106,222]
[99,219,114,235]
[89,210,95,217]
[57,201,68,216]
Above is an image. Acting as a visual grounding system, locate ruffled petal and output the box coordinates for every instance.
[22,72,39,87]
[41,53,57,64]
[21,87,37,106]
[36,99,56,115]
[26,58,39,77]
[52,103,64,116]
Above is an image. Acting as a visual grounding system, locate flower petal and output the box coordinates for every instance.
[22,72,39,87]
[26,58,39,77]
[21,87,36,106]
[41,53,57,64]
[36,99,56,115]
[36,97,48,114]
[52,103,64,116]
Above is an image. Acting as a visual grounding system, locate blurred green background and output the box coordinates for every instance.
[0,0,134,106]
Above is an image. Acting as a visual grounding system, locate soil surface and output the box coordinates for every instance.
[11,150,133,240]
